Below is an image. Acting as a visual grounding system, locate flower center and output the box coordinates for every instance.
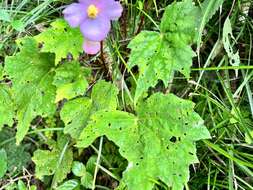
[87,4,98,18]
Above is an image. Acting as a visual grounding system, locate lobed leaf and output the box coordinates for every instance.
[35,19,83,64]
[77,93,210,190]
[4,38,56,144]
[128,0,197,103]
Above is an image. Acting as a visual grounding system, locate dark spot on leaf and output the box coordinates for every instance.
[67,121,72,125]
[170,136,177,143]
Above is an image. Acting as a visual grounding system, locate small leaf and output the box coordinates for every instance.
[56,180,80,190]
[35,19,83,64]
[53,61,89,102]
[17,180,27,190]
[81,172,93,189]
[86,156,97,174]
[0,149,7,178]
[32,135,73,186]
[72,161,86,177]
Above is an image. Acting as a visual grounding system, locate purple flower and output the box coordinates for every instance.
[63,0,123,55]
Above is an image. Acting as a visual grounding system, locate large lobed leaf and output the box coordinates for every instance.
[128,0,196,103]
[77,93,210,190]
[5,38,56,144]
[35,19,83,64]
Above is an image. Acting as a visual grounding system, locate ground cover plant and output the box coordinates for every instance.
[0,0,253,189]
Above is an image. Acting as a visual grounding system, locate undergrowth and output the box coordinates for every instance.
[0,0,253,190]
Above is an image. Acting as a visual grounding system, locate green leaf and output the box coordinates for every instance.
[80,172,93,189]
[0,66,3,79]
[86,156,97,174]
[32,135,73,186]
[56,180,80,190]
[60,80,118,139]
[4,38,56,144]
[0,149,7,178]
[160,0,197,45]
[35,19,83,64]
[11,20,25,32]
[17,180,27,190]
[77,93,210,190]
[0,84,15,130]
[0,129,31,174]
[61,97,92,139]
[53,61,89,102]
[128,31,195,103]
[72,161,86,177]
[196,0,225,52]
[128,1,197,103]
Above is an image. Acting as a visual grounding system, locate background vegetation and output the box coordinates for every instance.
[0,0,253,189]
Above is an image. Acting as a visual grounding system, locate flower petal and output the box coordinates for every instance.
[93,0,123,20]
[105,2,123,20]
[80,17,111,41]
[63,3,87,27]
[83,40,101,55]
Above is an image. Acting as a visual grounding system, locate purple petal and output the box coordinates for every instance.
[83,40,101,55]
[105,2,123,20]
[80,16,111,41]
[80,0,123,20]
[63,3,87,27]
